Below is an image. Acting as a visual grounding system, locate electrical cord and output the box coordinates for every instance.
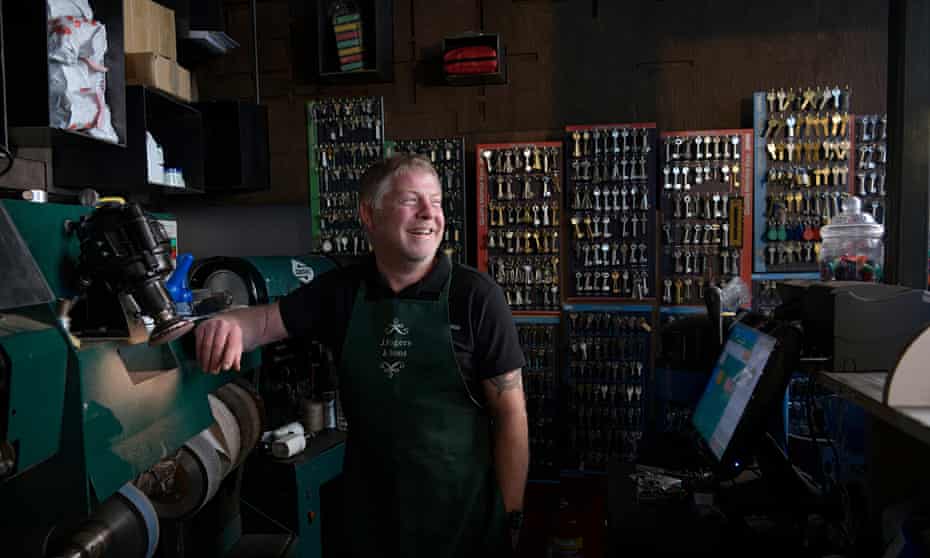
[805,375,857,550]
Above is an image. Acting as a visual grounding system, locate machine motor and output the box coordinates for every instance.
[66,202,193,345]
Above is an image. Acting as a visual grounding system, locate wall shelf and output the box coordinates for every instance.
[3,0,128,150]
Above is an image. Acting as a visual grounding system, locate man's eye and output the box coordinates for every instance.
[431,200,442,207]
[401,198,417,206]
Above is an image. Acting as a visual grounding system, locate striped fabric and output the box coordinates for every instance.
[333,13,364,71]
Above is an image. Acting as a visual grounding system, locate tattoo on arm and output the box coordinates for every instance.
[489,371,522,396]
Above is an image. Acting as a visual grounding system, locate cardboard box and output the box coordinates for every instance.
[124,0,177,60]
[125,53,192,102]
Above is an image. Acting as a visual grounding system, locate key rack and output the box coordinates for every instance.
[563,124,658,303]
[854,114,889,229]
[752,87,856,273]
[307,96,385,256]
[658,129,754,306]
[388,137,468,264]
[562,305,655,472]
[515,316,561,481]
[476,141,563,314]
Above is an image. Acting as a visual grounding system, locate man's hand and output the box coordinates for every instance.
[193,303,289,374]
[195,317,243,374]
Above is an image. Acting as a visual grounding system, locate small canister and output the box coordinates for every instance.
[818,196,884,282]
[322,391,337,430]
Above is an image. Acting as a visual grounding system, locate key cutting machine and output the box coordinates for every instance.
[0,198,274,558]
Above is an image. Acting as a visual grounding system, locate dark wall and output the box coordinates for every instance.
[169,203,314,257]
[194,0,888,209]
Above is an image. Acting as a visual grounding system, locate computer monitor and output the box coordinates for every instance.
[692,321,788,470]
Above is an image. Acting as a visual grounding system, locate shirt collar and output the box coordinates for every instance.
[364,253,450,299]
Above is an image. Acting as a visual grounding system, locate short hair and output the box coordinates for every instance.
[359,154,440,208]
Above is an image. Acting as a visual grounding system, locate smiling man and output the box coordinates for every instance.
[195,154,528,557]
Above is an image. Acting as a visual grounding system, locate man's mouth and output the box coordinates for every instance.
[408,228,435,237]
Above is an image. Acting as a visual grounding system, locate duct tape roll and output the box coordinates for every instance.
[184,431,223,513]
[272,421,304,440]
[271,432,306,459]
[304,400,325,433]
[118,483,160,558]
[208,393,242,468]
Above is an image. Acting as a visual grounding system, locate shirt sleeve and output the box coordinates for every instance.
[473,281,526,380]
[278,268,352,349]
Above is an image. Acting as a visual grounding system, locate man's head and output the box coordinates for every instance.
[358,154,444,266]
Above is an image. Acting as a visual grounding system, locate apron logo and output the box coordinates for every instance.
[291,259,315,284]
[385,318,409,336]
[380,360,404,379]
[380,317,412,379]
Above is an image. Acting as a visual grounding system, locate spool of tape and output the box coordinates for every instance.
[305,400,325,433]
[208,393,242,469]
[271,432,306,459]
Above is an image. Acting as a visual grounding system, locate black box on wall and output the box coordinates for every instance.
[197,100,270,192]
[291,0,391,85]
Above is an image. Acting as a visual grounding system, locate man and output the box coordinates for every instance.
[195,154,529,557]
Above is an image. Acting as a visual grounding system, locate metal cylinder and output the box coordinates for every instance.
[303,399,325,433]
[47,483,158,558]
[322,392,337,430]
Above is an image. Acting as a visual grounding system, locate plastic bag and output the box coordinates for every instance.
[47,13,118,143]
[48,16,106,67]
[47,0,94,20]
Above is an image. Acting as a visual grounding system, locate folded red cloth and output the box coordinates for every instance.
[443,45,497,63]
[444,59,498,75]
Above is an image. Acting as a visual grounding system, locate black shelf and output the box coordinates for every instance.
[3,0,127,149]
[196,100,270,192]
[299,0,393,84]
[442,33,507,87]
[38,86,204,194]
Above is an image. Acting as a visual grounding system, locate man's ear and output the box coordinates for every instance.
[359,200,374,231]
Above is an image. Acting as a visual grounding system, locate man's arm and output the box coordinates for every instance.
[195,301,289,374]
[482,369,529,515]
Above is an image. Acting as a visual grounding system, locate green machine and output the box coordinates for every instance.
[0,199,271,558]
[189,255,348,558]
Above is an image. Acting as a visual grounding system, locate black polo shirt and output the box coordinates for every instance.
[279,255,525,383]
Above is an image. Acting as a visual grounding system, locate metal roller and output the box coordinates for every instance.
[182,432,224,514]
[145,431,222,520]
[212,382,263,468]
[207,393,241,474]
[47,483,159,558]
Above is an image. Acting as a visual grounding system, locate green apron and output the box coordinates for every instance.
[337,262,507,557]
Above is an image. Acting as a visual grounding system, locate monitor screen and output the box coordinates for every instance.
[693,322,777,460]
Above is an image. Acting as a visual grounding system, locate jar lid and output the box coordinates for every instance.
[820,196,884,239]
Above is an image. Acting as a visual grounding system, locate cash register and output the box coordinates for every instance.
[607,305,846,556]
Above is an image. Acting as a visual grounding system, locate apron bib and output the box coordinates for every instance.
[337,263,506,557]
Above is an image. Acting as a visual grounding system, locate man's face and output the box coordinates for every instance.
[362,169,444,264]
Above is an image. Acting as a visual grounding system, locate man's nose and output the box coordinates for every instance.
[418,199,439,217]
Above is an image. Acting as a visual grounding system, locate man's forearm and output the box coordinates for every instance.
[222,303,279,351]
[493,411,529,512]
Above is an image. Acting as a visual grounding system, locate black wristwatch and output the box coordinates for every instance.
[507,510,524,531]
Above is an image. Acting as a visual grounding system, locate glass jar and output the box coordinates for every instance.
[818,196,884,282]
